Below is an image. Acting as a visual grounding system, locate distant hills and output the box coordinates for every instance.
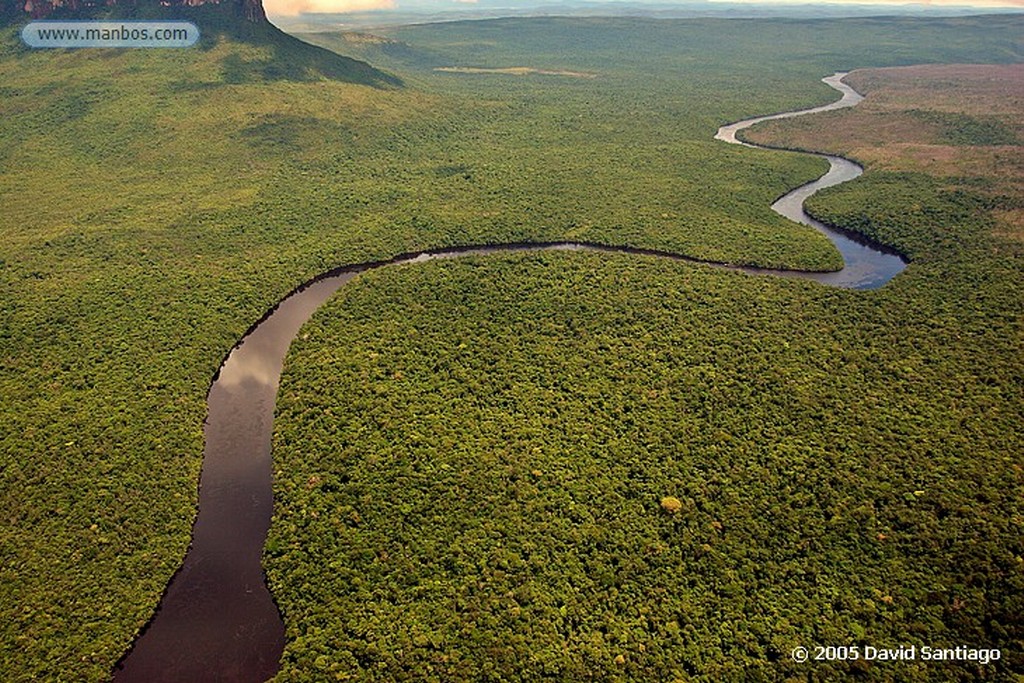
[271,0,1023,33]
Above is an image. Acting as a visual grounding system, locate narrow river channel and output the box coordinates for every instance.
[112,72,906,682]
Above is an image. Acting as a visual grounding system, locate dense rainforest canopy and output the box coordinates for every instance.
[0,12,1021,682]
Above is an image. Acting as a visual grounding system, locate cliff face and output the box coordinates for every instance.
[1,0,402,88]
[3,0,265,23]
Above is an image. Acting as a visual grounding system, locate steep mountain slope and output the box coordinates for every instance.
[1,0,401,87]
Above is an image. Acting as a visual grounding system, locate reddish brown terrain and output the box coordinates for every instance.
[744,64,1024,241]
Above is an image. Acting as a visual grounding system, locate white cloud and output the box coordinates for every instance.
[265,0,395,16]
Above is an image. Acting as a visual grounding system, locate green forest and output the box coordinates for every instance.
[1,12,1021,682]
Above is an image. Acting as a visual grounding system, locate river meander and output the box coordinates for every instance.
[113,72,905,682]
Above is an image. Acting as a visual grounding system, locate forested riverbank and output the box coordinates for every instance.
[266,27,1023,682]
[1,14,1021,681]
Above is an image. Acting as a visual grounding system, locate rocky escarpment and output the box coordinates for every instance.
[1,0,402,88]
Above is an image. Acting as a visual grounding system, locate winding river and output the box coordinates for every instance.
[112,72,906,682]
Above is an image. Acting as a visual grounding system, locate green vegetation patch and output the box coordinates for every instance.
[1,13,1022,681]
[806,170,1010,261]
[269,247,1022,681]
[909,110,1019,147]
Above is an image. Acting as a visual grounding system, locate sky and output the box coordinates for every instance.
[267,0,394,14]
[264,0,1023,18]
[724,0,1022,5]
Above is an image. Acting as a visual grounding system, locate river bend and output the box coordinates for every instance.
[113,72,905,682]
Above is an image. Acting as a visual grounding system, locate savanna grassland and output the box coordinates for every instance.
[0,12,1021,682]
[743,63,1024,223]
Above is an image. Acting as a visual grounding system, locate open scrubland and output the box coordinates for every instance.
[743,63,1024,225]
[1,13,1022,681]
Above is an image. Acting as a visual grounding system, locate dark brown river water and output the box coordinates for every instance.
[112,73,906,682]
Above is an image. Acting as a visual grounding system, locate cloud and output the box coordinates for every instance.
[264,0,395,16]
